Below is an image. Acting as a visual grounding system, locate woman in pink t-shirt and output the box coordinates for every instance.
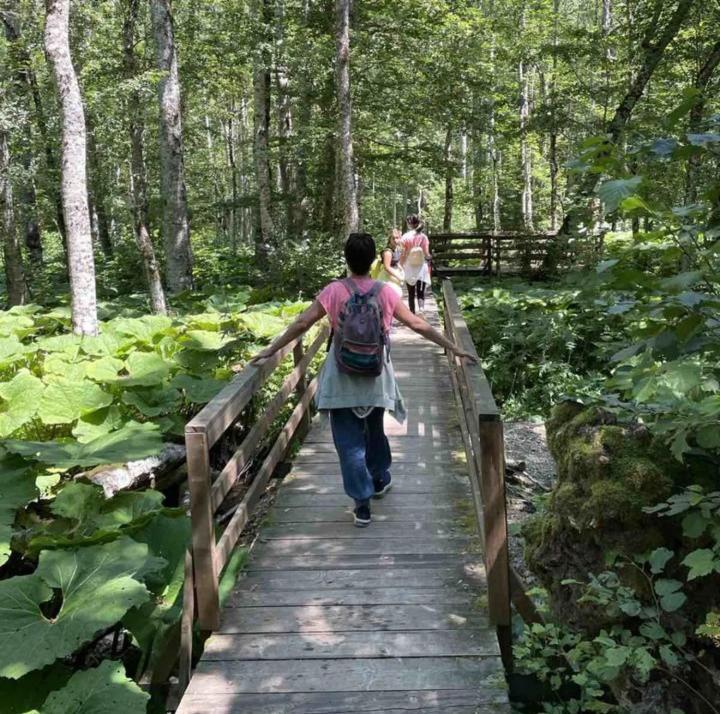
[251,233,475,527]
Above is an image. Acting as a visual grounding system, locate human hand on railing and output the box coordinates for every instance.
[249,345,275,365]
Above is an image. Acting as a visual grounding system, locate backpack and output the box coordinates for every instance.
[332,278,387,377]
[407,235,426,267]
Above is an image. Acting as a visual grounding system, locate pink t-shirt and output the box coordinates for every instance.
[317,277,400,333]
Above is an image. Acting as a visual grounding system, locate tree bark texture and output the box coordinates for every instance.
[44,0,98,335]
[150,0,193,293]
[335,0,359,238]
[0,130,28,305]
[124,0,167,314]
[251,0,275,261]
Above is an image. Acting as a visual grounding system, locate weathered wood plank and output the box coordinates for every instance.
[226,586,474,608]
[218,603,487,634]
[286,461,468,476]
[271,504,458,523]
[260,521,467,539]
[279,478,468,496]
[274,491,469,508]
[245,552,469,571]
[177,689,510,714]
[203,628,499,660]
[250,536,473,558]
[233,564,486,592]
[184,656,504,694]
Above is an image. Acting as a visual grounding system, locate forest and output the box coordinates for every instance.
[0,0,719,712]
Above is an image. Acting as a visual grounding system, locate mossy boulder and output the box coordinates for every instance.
[523,402,683,628]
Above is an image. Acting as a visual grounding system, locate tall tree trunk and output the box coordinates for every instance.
[487,2,501,233]
[519,54,534,231]
[562,0,696,234]
[548,0,560,231]
[685,38,720,204]
[335,0,359,238]
[45,0,97,335]
[472,129,484,230]
[443,127,453,231]
[250,0,275,260]
[86,117,113,257]
[0,130,28,305]
[123,0,167,314]
[150,0,193,293]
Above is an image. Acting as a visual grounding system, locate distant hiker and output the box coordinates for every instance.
[371,228,404,297]
[400,215,431,313]
[251,232,476,527]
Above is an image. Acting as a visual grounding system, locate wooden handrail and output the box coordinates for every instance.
[185,324,329,630]
[441,278,512,667]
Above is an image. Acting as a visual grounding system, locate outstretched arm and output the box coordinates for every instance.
[250,300,327,364]
[393,301,477,362]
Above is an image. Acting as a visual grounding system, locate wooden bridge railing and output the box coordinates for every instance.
[178,323,329,688]
[441,279,541,667]
[430,231,564,276]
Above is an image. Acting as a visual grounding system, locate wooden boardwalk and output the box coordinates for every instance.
[177,295,511,713]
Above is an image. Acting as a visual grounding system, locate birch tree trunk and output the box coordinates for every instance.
[519,58,534,231]
[150,0,193,293]
[443,126,454,231]
[44,0,97,335]
[548,0,560,231]
[335,0,359,238]
[123,0,167,314]
[0,130,28,306]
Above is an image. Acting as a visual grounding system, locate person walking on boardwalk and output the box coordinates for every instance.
[400,215,431,314]
[371,228,405,297]
[251,232,475,527]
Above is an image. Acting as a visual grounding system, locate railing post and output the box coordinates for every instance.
[293,339,311,439]
[185,429,220,630]
[478,418,512,669]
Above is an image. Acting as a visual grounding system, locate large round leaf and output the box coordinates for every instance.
[0,456,36,566]
[41,659,149,713]
[0,538,162,679]
[38,379,113,425]
[121,351,170,387]
[0,370,44,437]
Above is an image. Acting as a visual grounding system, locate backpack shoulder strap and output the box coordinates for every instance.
[341,277,359,297]
[366,280,384,299]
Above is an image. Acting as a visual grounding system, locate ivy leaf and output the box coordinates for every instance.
[659,645,680,668]
[598,176,642,213]
[0,538,163,678]
[604,645,631,667]
[38,379,113,425]
[682,549,718,580]
[121,351,170,387]
[0,370,45,437]
[660,591,687,613]
[41,660,149,713]
[639,621,666,641]
[4,421,163,470]
[648,547,674,574]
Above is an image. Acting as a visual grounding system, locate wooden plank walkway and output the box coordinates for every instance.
[177,294,511,713]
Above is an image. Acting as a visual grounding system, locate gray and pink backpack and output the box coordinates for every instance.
[331,278,388,377]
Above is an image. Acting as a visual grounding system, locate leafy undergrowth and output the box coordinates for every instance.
[0,288,308,711]
[461,122,720,712]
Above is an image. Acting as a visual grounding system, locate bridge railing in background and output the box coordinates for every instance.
[179,324,329,690]
[441,279,541,668]
[430,231,568,276]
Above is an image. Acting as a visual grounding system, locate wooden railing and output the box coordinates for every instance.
[177,323,329,687]
[441,279,541,667]
[430,231,566,276]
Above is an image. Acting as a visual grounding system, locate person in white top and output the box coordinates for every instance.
[399,215,431,313]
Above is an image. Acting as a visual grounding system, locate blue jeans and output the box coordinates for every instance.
[329,408,392,506]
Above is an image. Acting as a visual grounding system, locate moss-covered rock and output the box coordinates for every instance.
[523,402,684,628]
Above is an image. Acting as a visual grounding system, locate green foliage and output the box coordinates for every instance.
[41,660,149,713]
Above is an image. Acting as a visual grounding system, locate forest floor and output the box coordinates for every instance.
[503,422,556,585]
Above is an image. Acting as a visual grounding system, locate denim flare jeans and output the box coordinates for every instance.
[329,407,392,506]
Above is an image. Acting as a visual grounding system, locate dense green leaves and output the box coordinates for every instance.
[0,538,162,678]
